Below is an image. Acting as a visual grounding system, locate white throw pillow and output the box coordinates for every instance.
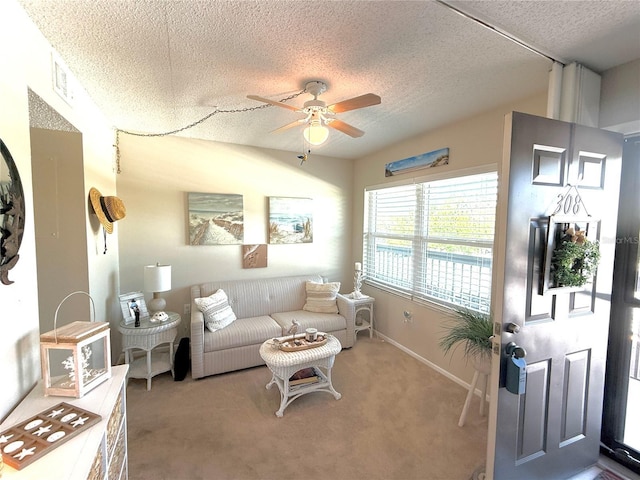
[303,281,340,313]
[195,289,237,333]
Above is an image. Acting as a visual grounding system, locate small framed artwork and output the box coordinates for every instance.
[187,192,244,245]
[268,197,313,244]
[119,292,149,324]
[384,147,449,177]
[243,244,268,268]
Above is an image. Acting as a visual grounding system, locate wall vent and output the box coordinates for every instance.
[51,51,74,106]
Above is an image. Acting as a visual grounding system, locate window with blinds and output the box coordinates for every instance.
[363,171,498,313]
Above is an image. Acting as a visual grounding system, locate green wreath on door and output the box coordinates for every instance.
[552,227,601,287]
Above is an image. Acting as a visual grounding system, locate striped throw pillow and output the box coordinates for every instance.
[195,289,237,333]
[303,281,341,313]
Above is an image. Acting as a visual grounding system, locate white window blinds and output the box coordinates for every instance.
[364,171,498,313]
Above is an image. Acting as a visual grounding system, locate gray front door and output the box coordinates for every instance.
[486,112,623,479]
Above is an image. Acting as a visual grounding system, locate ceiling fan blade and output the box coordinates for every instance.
[247,95,300,112]
[328,93,381,113]
[328,119,365,138]
[270,120,304,134]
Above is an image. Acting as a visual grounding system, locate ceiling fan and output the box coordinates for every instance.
[247,81,381,145]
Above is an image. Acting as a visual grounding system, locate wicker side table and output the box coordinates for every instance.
[118,312,181,390]
[345,294,375,340]
[259,336,342,417]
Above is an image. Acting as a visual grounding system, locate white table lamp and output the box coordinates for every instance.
[144,264,171,314]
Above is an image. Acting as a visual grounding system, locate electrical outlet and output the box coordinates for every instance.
[184,303,191,315]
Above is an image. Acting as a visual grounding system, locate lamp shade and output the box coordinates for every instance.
[144,264,171,293]
[303,121,329,146]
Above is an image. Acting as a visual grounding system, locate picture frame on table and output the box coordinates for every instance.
[119,291,149,324]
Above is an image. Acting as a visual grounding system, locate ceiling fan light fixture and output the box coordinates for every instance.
[248,80,381,146]
[303,121,329,146]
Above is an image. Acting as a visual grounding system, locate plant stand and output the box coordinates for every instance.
[458,357,491,427]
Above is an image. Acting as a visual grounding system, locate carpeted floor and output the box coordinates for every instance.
[126,337,488,480]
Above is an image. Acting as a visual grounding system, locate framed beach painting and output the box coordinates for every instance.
[268,197,313,244]
[385,147,449,177]
[188,192,244,245]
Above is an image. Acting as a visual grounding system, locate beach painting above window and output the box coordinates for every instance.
[384,147,449,177]
[188,192,244,245]
[269,197,313,244]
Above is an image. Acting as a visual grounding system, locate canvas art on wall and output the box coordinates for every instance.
[385,147,449,177]
[268,197,313,244]
[188,192,244,245]
[242,244,268,268]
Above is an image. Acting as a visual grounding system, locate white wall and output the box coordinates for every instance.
[116,134,354,342]
[1,0,117,420]
[0,1,41,421]
[351,92,548,385]
[600,59,640,135]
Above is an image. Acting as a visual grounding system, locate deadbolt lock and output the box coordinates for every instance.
[506,322,521,334]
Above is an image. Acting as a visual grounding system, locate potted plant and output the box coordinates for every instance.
[439,308,493,370]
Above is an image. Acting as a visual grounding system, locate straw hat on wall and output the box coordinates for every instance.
[89,188,126,234]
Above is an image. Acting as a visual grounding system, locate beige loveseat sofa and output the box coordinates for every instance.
[190,274,356,379]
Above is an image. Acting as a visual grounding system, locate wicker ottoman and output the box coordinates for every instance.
[259,335,342,417]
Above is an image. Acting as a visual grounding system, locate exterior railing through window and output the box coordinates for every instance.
[365,244,492,314]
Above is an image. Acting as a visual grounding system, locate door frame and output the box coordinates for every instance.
[601,134,640,475]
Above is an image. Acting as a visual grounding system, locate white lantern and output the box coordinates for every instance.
[39,292,112,398]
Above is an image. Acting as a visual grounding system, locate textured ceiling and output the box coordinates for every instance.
[16,0,640,160]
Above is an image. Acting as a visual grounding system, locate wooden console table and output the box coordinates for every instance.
[0,365,128,479]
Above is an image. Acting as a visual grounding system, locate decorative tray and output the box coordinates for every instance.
[272,332,328,351]
[0,402,101,470]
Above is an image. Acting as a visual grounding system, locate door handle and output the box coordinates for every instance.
[505,342,526,358]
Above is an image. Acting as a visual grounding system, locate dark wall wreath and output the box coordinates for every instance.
[552,227,600,287]
[1,139,25,286]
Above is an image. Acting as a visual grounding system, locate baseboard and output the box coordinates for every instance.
[375,331,487,399]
